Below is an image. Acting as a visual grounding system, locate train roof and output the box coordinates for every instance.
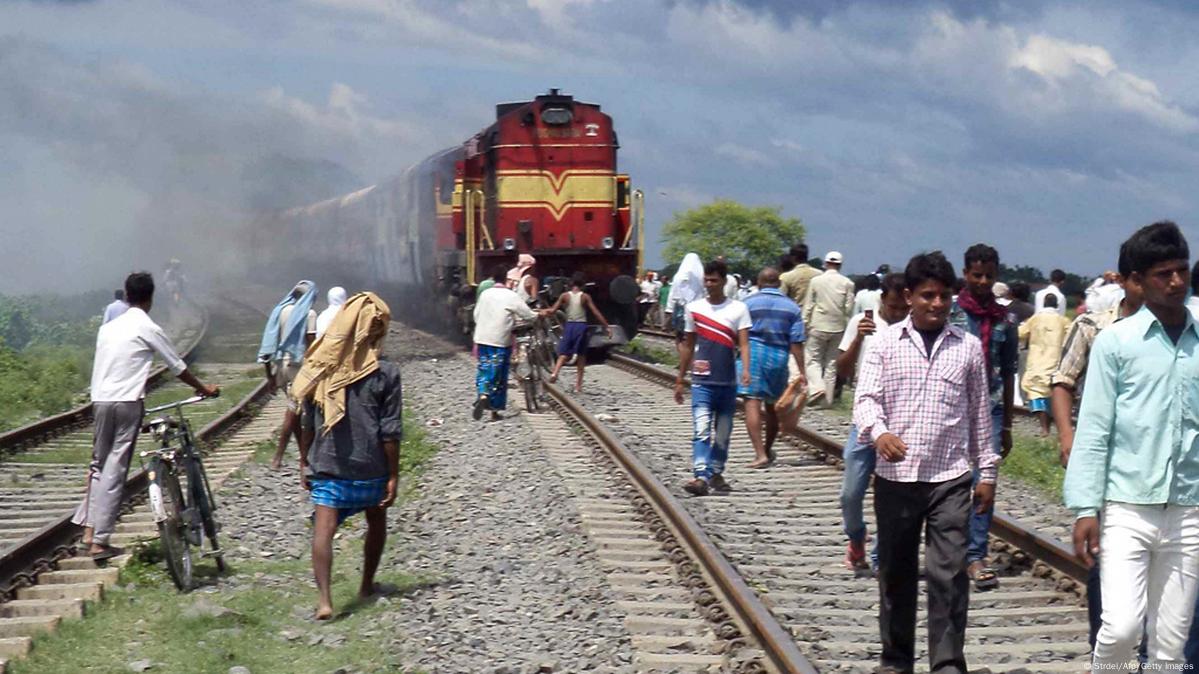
[495,89,600,119]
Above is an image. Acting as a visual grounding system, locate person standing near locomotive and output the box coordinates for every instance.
[74,272,219,561]
[507,253,539,304]
[674,259,752,497]
[292,292,399,621]
[547,274,614,393]
[474,266,540,421]
[666,253,706,350]
[258,280,319,470]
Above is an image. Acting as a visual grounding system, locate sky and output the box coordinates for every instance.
[4,0,1199,293]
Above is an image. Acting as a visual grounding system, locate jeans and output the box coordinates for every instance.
[875,473,973,674]
[691,384,736,480]
[839,423,879,567]
[1093,502,1199,670]
[966,406,1005,564]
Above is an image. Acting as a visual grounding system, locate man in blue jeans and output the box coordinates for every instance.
[674,259,752,496]
[949,244,1017,591]
[835,273,908,572]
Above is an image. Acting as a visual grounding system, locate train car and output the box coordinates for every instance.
[250,89,646,339]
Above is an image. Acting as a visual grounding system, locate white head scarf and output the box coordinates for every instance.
[315,286,348,338]
[669,253,706,307]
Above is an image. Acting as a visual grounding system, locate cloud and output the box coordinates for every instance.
[714,142,776,167]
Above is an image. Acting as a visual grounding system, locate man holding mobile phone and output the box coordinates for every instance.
[834,274,908,572]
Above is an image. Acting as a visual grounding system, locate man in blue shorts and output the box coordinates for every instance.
[737,267,806,469]
[546,273,614,393]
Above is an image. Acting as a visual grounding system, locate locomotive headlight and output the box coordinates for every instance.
[503,238,517,251]
[541,107,573,125]
[602,237,615,249]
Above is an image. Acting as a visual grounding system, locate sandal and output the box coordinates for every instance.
[748,459,773,470]
[968,562,999,591]
[90,544,125,562]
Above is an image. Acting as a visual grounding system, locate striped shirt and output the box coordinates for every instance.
[853,317,998,484]
[743,288,805,349]
[684,298,752,387]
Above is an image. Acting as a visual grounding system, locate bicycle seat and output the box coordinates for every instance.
[142,416,180,434]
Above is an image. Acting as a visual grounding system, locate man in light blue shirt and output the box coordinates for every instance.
[1064,221,1199,669]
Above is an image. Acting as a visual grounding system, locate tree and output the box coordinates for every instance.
[660,200,805,278]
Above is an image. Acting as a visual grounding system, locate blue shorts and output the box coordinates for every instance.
[310,476,388,525]
[557,321,590,357]
[1028,397,1049,413]
[737,341,790,403]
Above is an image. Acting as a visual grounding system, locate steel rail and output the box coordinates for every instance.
[543,379,818,674]
[0,378,271,600]
[606,351,1088,584]
[0,302,211,453]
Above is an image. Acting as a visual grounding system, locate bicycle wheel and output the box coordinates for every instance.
[187,458,226,572]
[150,459,193,591]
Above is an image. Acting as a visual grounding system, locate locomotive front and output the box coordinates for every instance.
[449,89,644,338]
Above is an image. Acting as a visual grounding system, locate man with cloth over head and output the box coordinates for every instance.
[737,267,806,469]
[258,280,318,469]
[293,291,400,621]
[73,272,219,561]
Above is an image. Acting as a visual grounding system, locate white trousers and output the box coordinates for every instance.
[1093,502,1199,672]
[804,329,842,404]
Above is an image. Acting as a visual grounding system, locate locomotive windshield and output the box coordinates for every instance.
[541,107,573,125]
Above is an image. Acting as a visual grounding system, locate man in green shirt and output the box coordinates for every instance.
[1064,221,1199,669]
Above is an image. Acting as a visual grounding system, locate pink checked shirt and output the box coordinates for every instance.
[853,317,998,484]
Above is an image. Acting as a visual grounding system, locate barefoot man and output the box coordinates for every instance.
[293,292,399,620]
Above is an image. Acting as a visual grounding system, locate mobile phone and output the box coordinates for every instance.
[864,309,874,320]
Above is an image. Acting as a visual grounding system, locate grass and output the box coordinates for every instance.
[622,336,680,368]
[1002,432,1065,502]
[11,406,442,674]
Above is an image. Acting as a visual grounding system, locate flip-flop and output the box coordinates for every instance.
[748,460,773,470]
[90,545,125,562]
[969,564,999,591]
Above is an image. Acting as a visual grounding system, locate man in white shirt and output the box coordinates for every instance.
[473,266,542,421]
[802,251,856,406]
[1034,269,1068,316]
[72,272,218,561]
[102,289,128,325]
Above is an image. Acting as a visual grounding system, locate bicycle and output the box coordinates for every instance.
[140,393,224,590]
[512,315,558,413]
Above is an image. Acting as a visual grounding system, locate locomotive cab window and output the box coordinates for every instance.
[541,107,573,126]
[616,180,629,209]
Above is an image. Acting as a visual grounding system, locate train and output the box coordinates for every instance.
[249,89,646,339]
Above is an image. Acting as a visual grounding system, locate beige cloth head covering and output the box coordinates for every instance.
[291,291,391,434]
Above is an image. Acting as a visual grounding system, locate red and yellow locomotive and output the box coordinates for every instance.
[252,89,645,337]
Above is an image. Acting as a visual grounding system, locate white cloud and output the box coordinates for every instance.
[714,141,776,167]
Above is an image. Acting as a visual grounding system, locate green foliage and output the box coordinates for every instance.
[623,337,680,368]
[660,199,805,278]
[0,291,107,431]
[1002,433,1065,501]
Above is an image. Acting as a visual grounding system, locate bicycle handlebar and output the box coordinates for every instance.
[144,391,219,415]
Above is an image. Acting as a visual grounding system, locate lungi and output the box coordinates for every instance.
[476,344,511,410]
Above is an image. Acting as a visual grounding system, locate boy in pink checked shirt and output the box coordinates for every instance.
[852,252,999,674]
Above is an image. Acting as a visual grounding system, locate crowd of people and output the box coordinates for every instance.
[70,220,1199,670]
[656,222,1199,672]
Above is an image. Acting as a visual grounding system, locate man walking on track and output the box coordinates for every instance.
[473,266,539,421]
[779,242,819,307]
[854,251,996,674]
[802,251,855,407]
[1066,221,1199,669]
[73,272,218,561]
[674,259,752,497]
[1018,294,1070,436]
[293,292,400,621]
[258,280,319,469]
[948,243,1017,591]
[737,267,805,469]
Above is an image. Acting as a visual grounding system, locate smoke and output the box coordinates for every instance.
[0,36,430,295]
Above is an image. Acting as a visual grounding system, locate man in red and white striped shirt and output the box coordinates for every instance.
[853,251,997,674]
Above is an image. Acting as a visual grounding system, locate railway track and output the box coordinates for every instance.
[0,297,277,672]
[530,352,1090,672]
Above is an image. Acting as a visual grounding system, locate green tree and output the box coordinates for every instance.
[660,199,805,278]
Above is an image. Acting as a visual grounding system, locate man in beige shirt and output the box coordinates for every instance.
[780,242,820,306]
[802,251,855,406]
